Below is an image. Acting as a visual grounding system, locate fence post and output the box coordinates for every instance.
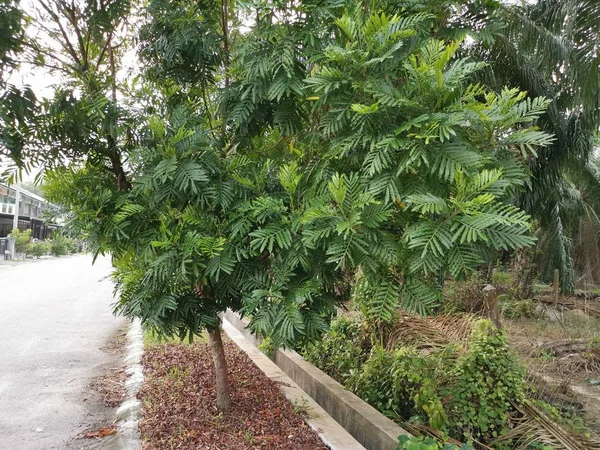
[553,269,559,308]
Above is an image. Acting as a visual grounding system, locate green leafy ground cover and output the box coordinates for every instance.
[302,311,599,449]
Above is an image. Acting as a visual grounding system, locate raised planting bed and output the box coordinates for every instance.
[139,338,329,450]
[223,310,411,450]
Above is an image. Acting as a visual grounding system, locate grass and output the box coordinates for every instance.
[143,328,207,348]
[505,310,600,343]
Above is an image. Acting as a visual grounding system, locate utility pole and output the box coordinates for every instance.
[10,175,21,259]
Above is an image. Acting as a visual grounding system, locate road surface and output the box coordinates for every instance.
[0,255,127,449]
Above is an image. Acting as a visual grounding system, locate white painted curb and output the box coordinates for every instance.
[223,319,366,450]
[113,318,143,449]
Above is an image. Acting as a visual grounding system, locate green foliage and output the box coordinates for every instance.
[443,321,525,442]
[7,1,560,416]
[307,317,536,446]
[397,435,473,450]
[532,399,589,437]
[138,0,222,87]
[353,345,451,429]
[49,233,74,257]
[490,270,514,289]
[297,7,550,322]
[0,0,24,75]
[476,0,600,293]
[303,314,368,386]
[28,240,50,258]
[9,228,32,254]
[499,297,538,319]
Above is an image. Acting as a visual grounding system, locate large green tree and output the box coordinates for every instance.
[12,0,552,411]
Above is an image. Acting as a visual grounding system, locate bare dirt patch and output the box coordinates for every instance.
[65,326,129,450]
[139,339,328,450]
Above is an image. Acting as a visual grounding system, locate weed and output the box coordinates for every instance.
[291,397,309,415]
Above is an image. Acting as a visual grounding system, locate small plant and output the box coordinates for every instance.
[302,314,368,386]
[491,270,515,289]
[258,335,275,357]
[352,345,452,429]
[499,297,539,319]
[291,397,309,415]
[243,430,255,444]
[396,435,473,450]
[444,320,525,442]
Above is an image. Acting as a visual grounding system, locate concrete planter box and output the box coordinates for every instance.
[223,310,411,450]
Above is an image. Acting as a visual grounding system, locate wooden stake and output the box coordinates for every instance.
[553,269,559,308]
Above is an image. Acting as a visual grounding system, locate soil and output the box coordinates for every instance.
[504,306,600,435]
[139,339,329,450]
[88,327,129,408]
[65,326,129,450]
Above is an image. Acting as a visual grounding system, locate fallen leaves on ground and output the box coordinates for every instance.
[89,367,127,407]
[82,427,117,439]
[139,340,328,450]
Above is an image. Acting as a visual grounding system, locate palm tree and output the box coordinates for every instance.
[472,0,600,293]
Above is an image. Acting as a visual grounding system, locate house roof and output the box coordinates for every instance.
[0,182,60,209]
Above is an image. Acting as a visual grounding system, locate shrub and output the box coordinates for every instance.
[444,320,525,442]
[353,345,454,429]
[442,279,485,314]
[49,233,73,256]
[490,270,515,289]
[499,297,539,319]
[28,241,50,258]
[9,228,32,254]
[302,314,368,386]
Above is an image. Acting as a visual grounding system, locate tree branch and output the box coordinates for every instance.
[37,0,83,69]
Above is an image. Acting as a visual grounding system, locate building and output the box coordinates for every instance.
[0,182,61,251]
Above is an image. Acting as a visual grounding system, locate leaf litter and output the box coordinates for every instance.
[139,339,328,449]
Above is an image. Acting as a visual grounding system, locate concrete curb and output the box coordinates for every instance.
[224,310,411,450]
[222,319,365,450]
[113,319,143,449]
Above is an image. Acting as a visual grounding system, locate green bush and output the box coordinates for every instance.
[49,233,73,256]
[302,314,368,386]
[9,228,32,254]
[308,317,535,446]
[352,346,451,428]
[499,297,539,319]
[443,321,525,442]
[490,270,515,289]
[28,241,50,258]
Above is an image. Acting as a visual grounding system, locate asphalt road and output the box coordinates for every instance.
[0,255,127,450]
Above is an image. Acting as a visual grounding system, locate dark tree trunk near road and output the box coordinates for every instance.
[208,327,232,410]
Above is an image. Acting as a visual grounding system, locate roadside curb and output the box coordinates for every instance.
[222,318,366,450]
[113,319,143,449]
[224,310,410,450]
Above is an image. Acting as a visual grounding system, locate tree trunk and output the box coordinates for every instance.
[208,327,232,410]
[513,247,535,299]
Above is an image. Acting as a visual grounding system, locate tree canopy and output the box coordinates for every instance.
[3,0,599,411]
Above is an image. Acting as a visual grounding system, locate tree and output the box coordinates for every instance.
[470,0,600,292]
[0,0,36,172]
[20,0,552,412]
[0,0,24,77]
